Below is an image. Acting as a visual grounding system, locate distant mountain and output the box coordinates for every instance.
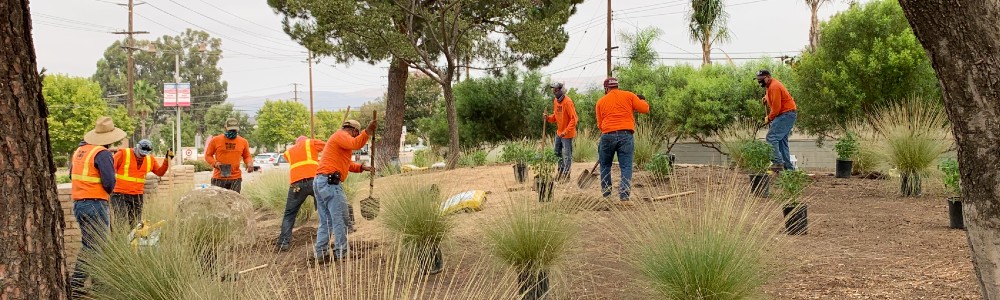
[227,90,380,116]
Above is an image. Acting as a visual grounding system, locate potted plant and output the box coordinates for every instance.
[502,142,532,183]
[739,140,773,197]
[486,207,574,300]
[531,150,560,202]
[939,159,964,229]
[774,170,810,235]
[834,132,858,178]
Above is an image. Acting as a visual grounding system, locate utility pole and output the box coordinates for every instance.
[606,0,612,78]
[112,0,147,119]
[291,83,301,102]
[308,51,315,138]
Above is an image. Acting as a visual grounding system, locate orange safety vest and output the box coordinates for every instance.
[71,144,110,200]
[284,139,320,184]
[114,148,153,195]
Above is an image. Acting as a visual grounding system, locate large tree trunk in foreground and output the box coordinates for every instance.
[375,58,408,170]
[898,1,1000,297]
[0,0,70,298]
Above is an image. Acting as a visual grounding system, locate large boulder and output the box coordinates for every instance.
[176,187,254,249]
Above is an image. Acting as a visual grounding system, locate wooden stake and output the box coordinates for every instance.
[647,191,696,202]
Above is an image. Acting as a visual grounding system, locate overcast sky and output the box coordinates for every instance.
[29,0,865,100]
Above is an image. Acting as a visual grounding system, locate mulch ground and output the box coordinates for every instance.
[246,164,980,299]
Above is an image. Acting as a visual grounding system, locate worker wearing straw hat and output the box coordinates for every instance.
[68,116,127,297]
[313,119,376,264]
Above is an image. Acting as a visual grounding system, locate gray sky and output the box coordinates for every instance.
[29,0,862,100]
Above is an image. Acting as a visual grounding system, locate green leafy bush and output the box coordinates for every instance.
[531,150,560,182]
[774,170,810,205]
[53,155,69,168]
[739,140,773,174]
[459,149,488,167]
[184,160,212,172]
[939,159,960,196]
[57,174,71,184]
[834,132,859,161]
[645,153,674,178]
[500,140,534,165]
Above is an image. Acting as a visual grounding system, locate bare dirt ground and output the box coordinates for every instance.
[247,163,980,299]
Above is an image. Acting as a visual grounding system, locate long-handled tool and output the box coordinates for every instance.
[540,109,548,150]
[360,111,379,220]
[220,264,269,282]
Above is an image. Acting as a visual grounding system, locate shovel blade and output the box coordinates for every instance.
[577,170,598,189]
[360,197,380,220]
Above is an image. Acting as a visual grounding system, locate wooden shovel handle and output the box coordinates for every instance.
[369,111,377,190]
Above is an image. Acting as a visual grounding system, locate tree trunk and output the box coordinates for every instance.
[374,58,408,171]
[0,1,70,298]
[897,1,1000,297]
[701,37,712,66]
[808,3,820,53]
[442,82,460,169]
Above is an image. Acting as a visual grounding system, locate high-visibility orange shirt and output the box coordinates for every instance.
[71,144,110,200]
[766,78,797,121]
[546,96,579,138]
[317,130,369,182]
[113,148,170,195]
[204,136,252,180]
[283,138,326,184]
[595,89,650,133]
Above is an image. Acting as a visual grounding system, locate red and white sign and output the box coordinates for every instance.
[182,147,198,161]
[163,83,191,107]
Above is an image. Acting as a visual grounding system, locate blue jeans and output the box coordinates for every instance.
[599,132,635,200]
[71,200,110,290]
[554,136,573,176]
[277,178,315,248]
[313,174,349,259]
[766,111,797,170]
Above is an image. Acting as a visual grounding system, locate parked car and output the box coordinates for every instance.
[254,153,284,166]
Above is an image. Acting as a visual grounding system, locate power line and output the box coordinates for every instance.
[133,11,302,62]
[162,0,301,49]
[35,13,119,30]
[34,20,110,33]
[193,0,288,36]
[143,2,300,56]
[626,0,773,19]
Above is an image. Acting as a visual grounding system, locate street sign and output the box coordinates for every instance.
[182,147,198,161]
[163,83,191,107]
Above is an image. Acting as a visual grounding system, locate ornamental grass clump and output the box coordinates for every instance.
[381,183,454,274]
[869,98,951,196]
[634,122,663,168]
[486,205,576,300]
[572,129,599,163]
[243,169,315,223]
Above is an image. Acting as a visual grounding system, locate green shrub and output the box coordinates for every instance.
[572,130,599,162]
[500,140,534,165]
[719,119,763,170]
[53,155,69,168]
[530,150,560,182]
[57,174,71,184]
[774,170,810,205]
[645,153,674,178]
[413,149,443,168]
[184,160,212,172]
[834,132,859,161]
[939,159,960,196]
[459,149,488,167]
[739,140,773,174]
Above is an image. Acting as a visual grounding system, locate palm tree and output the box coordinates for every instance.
[805,0,833,53]
[133,80,159,137]
[688,0,730,66]
[619,27,664,68]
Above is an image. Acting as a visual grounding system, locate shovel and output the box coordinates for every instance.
[360,111,379,220]
[577,160,599,189]
[220,264,268,282]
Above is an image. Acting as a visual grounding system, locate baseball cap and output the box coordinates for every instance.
[225,118,239,131]
[343,120,361,130]
[549,82,565,89]
[603,77,619,88]
[756,70,771,77]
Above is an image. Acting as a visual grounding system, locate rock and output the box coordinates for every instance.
[176,187,254,247]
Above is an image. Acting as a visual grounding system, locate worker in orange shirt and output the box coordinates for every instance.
[110,139,172,229]
[274,136,326,252]
[204,118,253,192]
[68,116,127,297]
[313,119,376,264]
[595,77,650,203]
[544,82,579,181]
[756,70,798,172]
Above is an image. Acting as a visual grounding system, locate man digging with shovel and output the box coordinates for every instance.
[275,136,326,252]
[595,77,649,205]
[313,118,376,264]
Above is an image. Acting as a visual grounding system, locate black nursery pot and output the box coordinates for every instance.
[835,159,853,178]
[535,177,554,202]
[782,204,808,235]
[517,270,550,300]
[748,173,770,197]
[948,197,965,230]
[514,164,528,184]
[419,246,444,275]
